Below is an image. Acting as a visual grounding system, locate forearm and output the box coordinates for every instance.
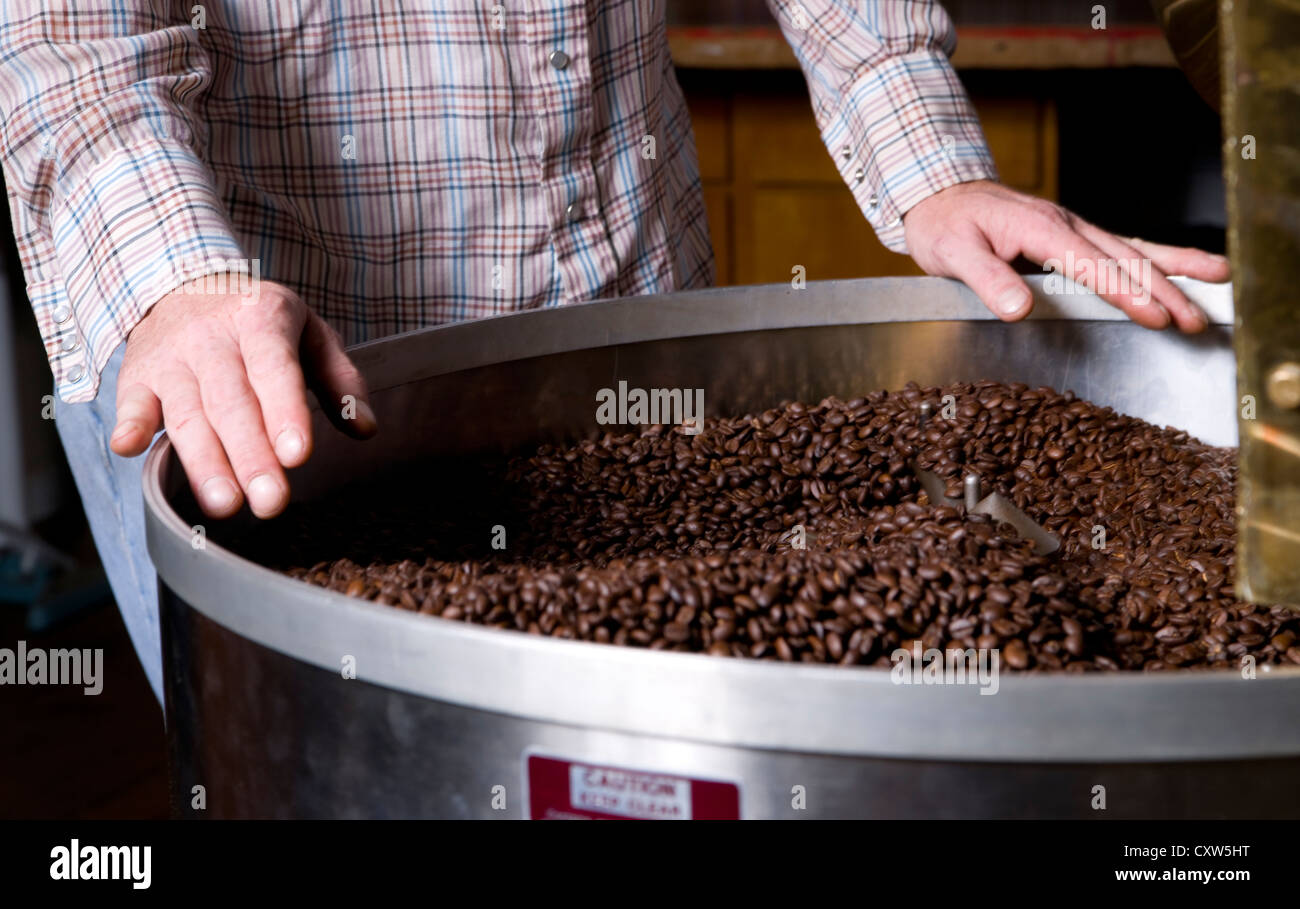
[766,0,997,252]
[0,4,246,402]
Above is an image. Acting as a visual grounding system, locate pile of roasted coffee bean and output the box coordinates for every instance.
[236,381,1300,672]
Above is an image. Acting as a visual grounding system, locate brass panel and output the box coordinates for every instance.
[1224,0,1300,604]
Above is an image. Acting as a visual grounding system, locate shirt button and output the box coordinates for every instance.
[566,201,583,222]
[61,336,79,353]
[66,366,84,383]
[549,49,570,70]
[53,305,71,323]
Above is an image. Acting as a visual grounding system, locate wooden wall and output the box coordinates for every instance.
[680,71,1059,286]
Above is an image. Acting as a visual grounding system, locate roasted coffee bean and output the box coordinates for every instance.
[663,622,691,643]
[254,381,1294,673]
[1003,639,1030,669]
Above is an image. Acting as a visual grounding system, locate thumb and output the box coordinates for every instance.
[111,381,164,457]
[944,243,1033,321]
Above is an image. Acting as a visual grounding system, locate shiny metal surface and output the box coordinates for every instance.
[910,463,1060,555]
[1223,0,1300,604]
[144,274,1300,818]
[161,589,1300,819]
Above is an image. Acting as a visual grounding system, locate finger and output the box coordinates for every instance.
[937,236,1034,321]
[193,349,290,519]
[1126,236,1231,283]
[301,313,377,438]
[158,370,243,518]
[1021,218,1171,329]
[240,328,314,469]
[111,381,164,457]
[1075,222,1206,333]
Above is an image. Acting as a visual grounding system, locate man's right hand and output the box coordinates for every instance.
[108,277,378,519]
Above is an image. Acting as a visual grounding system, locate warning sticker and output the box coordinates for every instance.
[526,754,741,820]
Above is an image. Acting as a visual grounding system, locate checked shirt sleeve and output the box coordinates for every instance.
[0,6,247,403]
[766,0,998,254]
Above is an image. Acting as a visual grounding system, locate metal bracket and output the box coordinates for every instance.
[910,402,1061,556]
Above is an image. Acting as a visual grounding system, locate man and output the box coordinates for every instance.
[0,1,1228,704]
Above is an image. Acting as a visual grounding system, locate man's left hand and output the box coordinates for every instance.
[902,180,1230,332]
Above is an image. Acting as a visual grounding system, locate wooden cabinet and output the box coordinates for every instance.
[681,72,1058,285]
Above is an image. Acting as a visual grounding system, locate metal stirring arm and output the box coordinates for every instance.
[909,402,1061,556]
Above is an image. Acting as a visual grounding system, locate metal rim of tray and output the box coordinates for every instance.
[143,276,1300,764]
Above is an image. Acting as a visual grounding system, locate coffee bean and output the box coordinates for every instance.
[663,622,691,643]
[1003,639,1030,669]
[256,381,1279,674]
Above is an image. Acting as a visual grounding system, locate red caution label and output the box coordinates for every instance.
[526,754,741,820]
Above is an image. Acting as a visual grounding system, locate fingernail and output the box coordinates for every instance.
[275,428,305,463]
[200,476,239,513]
[1212,253,1229,265]
[356,399,377,432]
[110,421,138,445]
[997,289,1028,314]
[247,474,284,516]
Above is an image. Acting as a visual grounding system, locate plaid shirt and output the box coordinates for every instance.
[0,1,994,404]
